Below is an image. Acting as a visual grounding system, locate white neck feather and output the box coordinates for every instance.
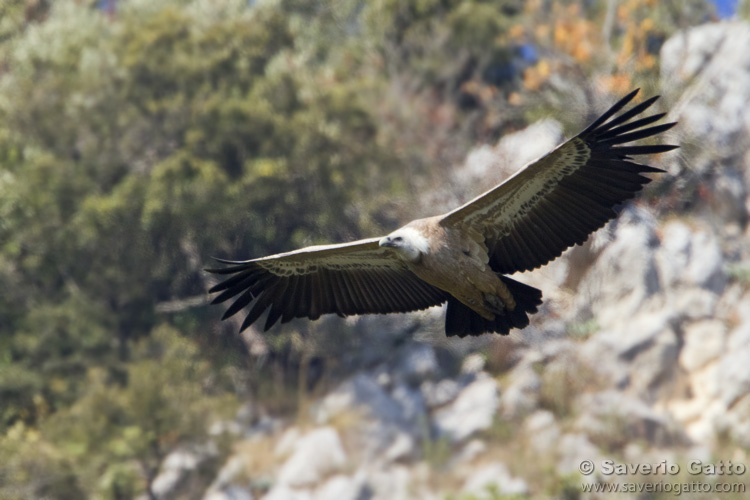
[391,227,430,262]
[400,227,430,254]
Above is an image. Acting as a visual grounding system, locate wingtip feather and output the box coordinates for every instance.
[580,88,642,135]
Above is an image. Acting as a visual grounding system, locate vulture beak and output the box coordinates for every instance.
[379,236,396,248]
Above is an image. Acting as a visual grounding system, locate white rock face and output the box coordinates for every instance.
[524,410,560,455]
[459,118,563,183]
[592,309,674,361]
[435,118,564,215]
[461,462,528,498]
[685,230,726,292]
[491,119,564,176]
[574,207,661,328]
[366,465,413,500]
[204,486,254,500]
[660,21,750,229]
[276,427,347,488]
[717,347,750,407]
[396,342,441,384]
[460,353,486,375]
[421,378,461,409]
[315,374,409,427]
[662,22,750,163]
[728,303,750,351]
[679,319,727,371]
[656,221,726,292]
[206,455,249,494]
[451,439,488,465]
[433,375,499,442]
[313,475,363,500]
[261,486,310,500]
[152,447,213,500]
[498,360,541,418]
[575,391,684,447]
[556,433,601,477]
[313,372,425,462]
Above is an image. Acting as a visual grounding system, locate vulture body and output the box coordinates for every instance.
[207,89,677,337]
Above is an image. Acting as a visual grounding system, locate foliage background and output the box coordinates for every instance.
[0,0,738,498]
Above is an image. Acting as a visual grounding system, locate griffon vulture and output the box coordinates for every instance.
[207,89,677,337]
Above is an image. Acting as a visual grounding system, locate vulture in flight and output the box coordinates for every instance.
[207,89,677,337]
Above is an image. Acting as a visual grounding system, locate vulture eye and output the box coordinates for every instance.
[393,236,403,242]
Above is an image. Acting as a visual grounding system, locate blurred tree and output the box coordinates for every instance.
[0,0,409,496]
[513,0,714,98]
[0,0,50,45]
[0,0,398,412]
[0,325,235,499]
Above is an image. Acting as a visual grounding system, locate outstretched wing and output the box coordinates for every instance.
[440,89,678,274]
[206,238,449,332]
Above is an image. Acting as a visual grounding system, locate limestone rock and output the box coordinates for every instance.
[575,391,685,447]
[556,433,601,477]
[433,375,499,442]
[313,475,363,500]
[461,462,528,498]
[574,206,661,327]
[679,319,727,371]
[395,342,441,385]
[204,486,254,500]
[261,486,310,500]
[276,427,347,488]
[661,22,750,164]
[152,447,214,500]
[421,378,461,409]
[524,410,560,455]
[366,465,413,500]
[498,358,541,418]
[717,347,750,407]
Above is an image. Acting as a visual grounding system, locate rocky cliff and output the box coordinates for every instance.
[148,22,750,500]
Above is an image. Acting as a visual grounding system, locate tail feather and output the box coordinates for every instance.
[445,275,542,337]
